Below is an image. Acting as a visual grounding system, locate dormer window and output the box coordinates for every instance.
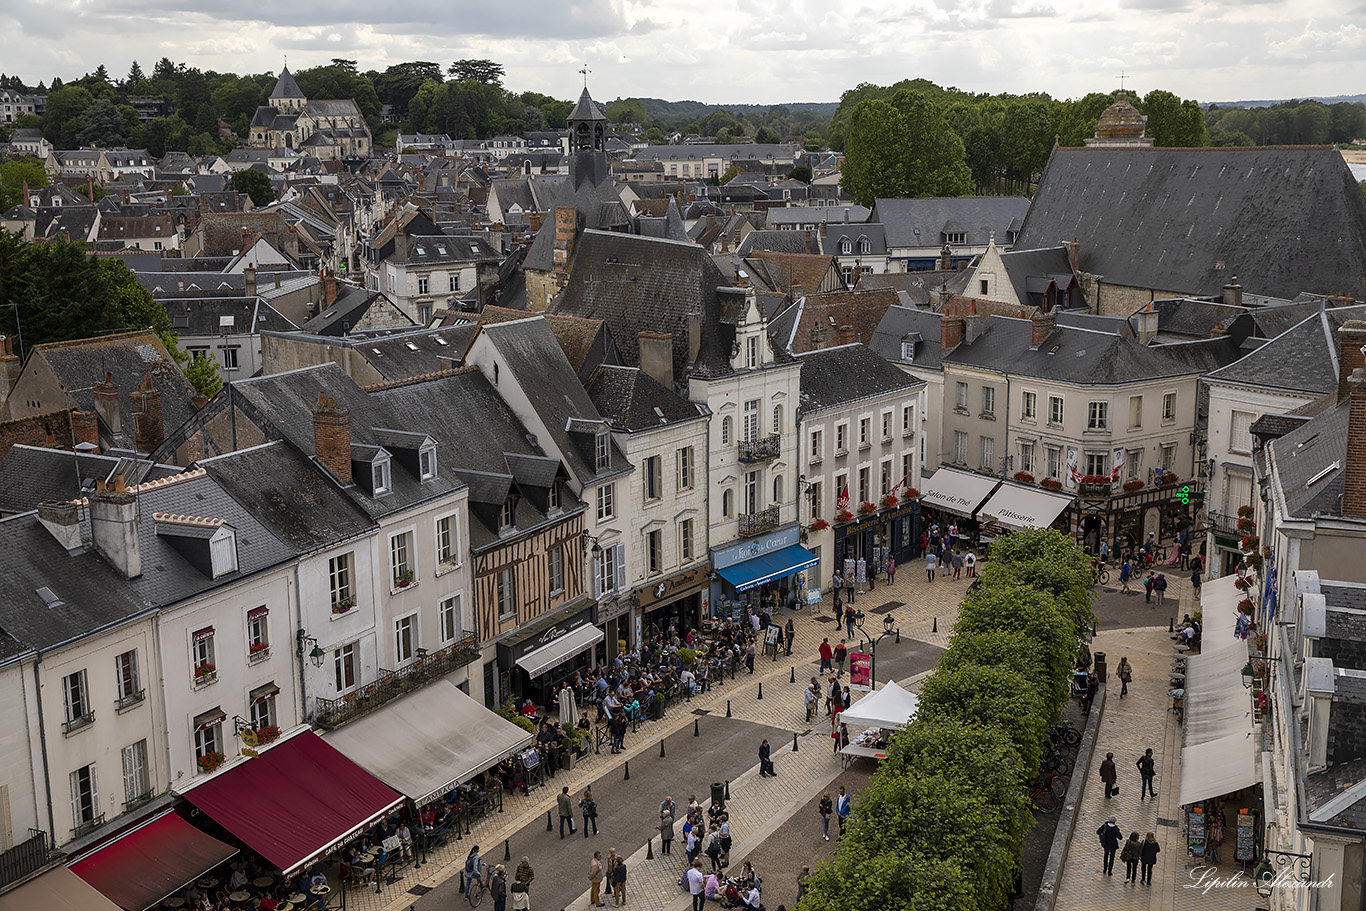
[498,497,516,530]
[901,341,915,362]
[209,527,238,578]
[372,457,392,495]
[859,238,871,254]
[840,239,852,255]
[595,432,610,471]
[746,336,758,369]
[419,445,437,480]
[547,481,560,511]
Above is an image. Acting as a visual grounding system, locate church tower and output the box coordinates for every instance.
[269,66,307,114]
[1084,91,1155,148]
[567,87,610,189]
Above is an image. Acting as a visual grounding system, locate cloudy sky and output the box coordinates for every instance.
[4,0,1364,105]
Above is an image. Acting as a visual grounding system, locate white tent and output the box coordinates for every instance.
[839,680,919,731]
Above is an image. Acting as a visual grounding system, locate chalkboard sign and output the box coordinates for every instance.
[1235,810,1256,862]
[1186,807,1206,857]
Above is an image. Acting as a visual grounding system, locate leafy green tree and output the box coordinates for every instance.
[0,157,49,209]
[448,59,504,86]
[804,847,973,911]
[787,165,812,184]
[755,125,781,144]
[125,60,146,89]
[1208,127,1254,147]
[1141,90,1207,146]
[184,353,223,398]
[76,99,129,147]
[841,90,973,206]
[1056,91,1116,147]
[803,130,824,151]
[43,85,95,147]
[229,169,276,207]
[918,663,1049,773]
[378,61,443,116]
[606,98,647,125]
[330,58,357,72]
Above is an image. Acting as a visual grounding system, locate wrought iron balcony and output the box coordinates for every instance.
[0,829,54,889]
[738,434,781,463]
[738,505,781,537]
[312,633,479,729]
[1206,510,1243,536]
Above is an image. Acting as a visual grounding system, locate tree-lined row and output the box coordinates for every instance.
[801,528,1094,910]
[1203,98,1366,147]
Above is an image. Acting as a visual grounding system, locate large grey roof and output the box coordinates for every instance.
[1269,398,1352,520]
[270,67,306,100]
[996,246,1082,310]
[1014,147,1366,300]
[0,446,173,515]
[871,197,1030,249]
[796,343,924,413]
[567,88,606,123]
[870,306,948,370]
[1206,305,1366,394]
[585,365,708,433]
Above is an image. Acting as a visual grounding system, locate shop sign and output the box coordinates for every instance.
[837,502,917,537]
[505,606,593,662]
[711,525,799,570]
[636,564,710,610]
[850,652,872,691]
[594,596,634,625]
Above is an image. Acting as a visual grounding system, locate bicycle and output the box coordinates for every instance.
[1029,775,1060,814]
[1039,748,1073,776]
[466,869,488,907]
[1095,563,1111,586]
[1050,720,1081,751]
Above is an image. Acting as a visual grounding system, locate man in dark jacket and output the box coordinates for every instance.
[489,865,507,911]
[1097,816,1123,876]
[1100,752,1118,798]
[558,786,577,837]
[758,739,775,777]
[1136,748,1158,800]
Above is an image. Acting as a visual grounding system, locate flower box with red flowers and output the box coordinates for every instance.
[1240,535,1259,552]
[197,751,226,774]
[1234,577,1252,592]
[901,487,920,500]
[1122,479,1145,492]
[249,643,270,659]
[1236,518,1255,533]
[809,518,830,532]
[1237,597,1255,614]
[1237,505,1256,519]
[1159,472,1180,487]
[858,502,878,515]
[881,494,900,509]
[1246,554,1264,570]
[256,725,281,745]
[1040,478,1063,491]
[193,662,216,681]
[836,510,854,524]
[1013,471,1034,484]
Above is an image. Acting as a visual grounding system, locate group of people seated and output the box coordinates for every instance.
[1174,614,1203,649]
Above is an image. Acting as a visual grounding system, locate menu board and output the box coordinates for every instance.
[1235,810,1256,861]
[1186,807,1206,857]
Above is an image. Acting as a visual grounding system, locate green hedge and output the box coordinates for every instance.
[802,528,1093,911]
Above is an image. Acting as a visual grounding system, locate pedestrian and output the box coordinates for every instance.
[719,814,732,867]
[836,786,851,838]
[1191,567,1202,598]
[660,809,675,855]
[1100,752,1118,798]
[705,825,723,872]
[818,792,833,840]
[885,555,896,583]
[464,846,482,900]
[845,609,856,640]
[804,681,817,723]
[1208,815,1223,863]
[685,826,700,864]
[1139,832,1160,885]
[845,571,856,604]
[965,551,976,577]
[589,853,605,908]
[831,570,842,607]
[842,684,852,711]
[834,639,848,677]
[1154,573,1168,606]
[926,550,937,582]
[827,675,841,717]
[611,856,628,906]
[1100,540,1110,562]
[686,860,706,911]
[515,856,534,891]
[1143,572,1155,603]
[796,865,810,905]
[1136,748,1158,800]
[758,739,776,777]
[1121,832,1141,884]
[1098,816,1123,876]
[489,864,507,911]
[947,522,958,547]
[818,638,833,674]
[866,554,875,590]
[952,550,964,580]
[1117,657,1132,698]
[1119,559,1132,592]
[785,618,794,656]
[558,786,577,838]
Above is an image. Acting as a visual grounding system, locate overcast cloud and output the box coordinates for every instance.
[2,0,1363,105]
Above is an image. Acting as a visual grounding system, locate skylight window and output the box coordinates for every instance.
[1306,461,1340,487]
[435,337,448,346]
[37,587,64,608]
[405,342,419,351]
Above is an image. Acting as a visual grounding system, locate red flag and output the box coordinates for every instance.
[836,483,850,512]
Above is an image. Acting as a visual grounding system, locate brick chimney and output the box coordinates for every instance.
[553,205,577,274]
[0,334,21,402]
[244,263,257,299]
[1222,276,1243,308]
[130,375,163,454]
[93,372,121,435]
[941,316,964,351]
[809,322,826,351]
[313,392,353,484]
[1031,311,1057,349]
[1210,323,1227,338]
[1338,321,1366,404]
[70,409,99,451]
[939,244,952,271]
[1134,302,1159,346]
[838,322,855,346]
[638,332,675,389]
[323,268,339,307]
[1345,366,1366,519]
[1065,237,1079,271]
[89,475,141,579]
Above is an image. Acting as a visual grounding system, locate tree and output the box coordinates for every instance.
[378,61,443,116]
[606,98,647,125]
[448,59,504,86]
[43,85,94,147]
[787,165,812,184]
[90,64,110,85]
[840,89,973,206]
[76,99,128,147]
[330,58,357,72]
[0,157,50,209]
[126,60,146,86]
[229,169,276,207]
[755,125,781,144]
[184,353,223,398]
[1141,90,1207,147]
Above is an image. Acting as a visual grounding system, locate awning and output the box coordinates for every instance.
[976,482,1074,531]
[323,678,534,806]
[516,624,605,678]
[919,467,1001,518]
[1177,574,1261,806]
[0,866,125,911]
[839,681,919,731]
[179,731,404,875]
[70,810,237,910]
[717,543,819,593]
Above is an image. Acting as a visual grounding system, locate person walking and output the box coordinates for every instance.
[844,571,856,605]
[1098,816,1123,876]
[580,789,599,837]
[803,681,817,723]
[951,550,964,580]
[745,640,756,674]
[589,853,605,907]
[1117,657,1133,698]
[1137,748,1158,800]
[1191,567,1202,598]
[926,550,937,582]
[1119,559,1132,592]
[758,739,776,777]
[1139,832,1161,885]
[558,786,577,838]
[1154,573,1168,607]
[1143,572,1155,603]
[686,861,706,911]
[827,676,841,717]
[834,640,848,677]
[818,638,833,675]
[490,865,507,911]
[785,618,794,656]
[611,856,628,906]
[1121,832,1141,884]
[885,556,896,584]
[830,570,842,608]
[818,793,833,840]
[1100,752,1118,799]
[685,827,700,865]
[796,865,811,905]
[836,786,851,838]
[965,551,976,577]
[659,809,675,855]
[514,856,535,891]
[845,608,856,639]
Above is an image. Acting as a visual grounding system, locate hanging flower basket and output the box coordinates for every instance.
[881,494,900,509]
[1246,554,1264,570]
[1234,577,1252,592]
[1123,479,1145,492]
[809,518,830,532]
[901,487,920,500]
[1237,505,1256,519]
[1013,471,1034,484]
[1040,478,1063,491]
[1237,597,1255,614]
[858,502,877,515]
[836,509,854,524]
[1236,518,1255,533]
[1240,534,1259,552]
[197,751,226,774]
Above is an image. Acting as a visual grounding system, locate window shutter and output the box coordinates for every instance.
[90,763,99,819]
[592,554,602,599]
[614,545,626,593]
[70,771,81,829]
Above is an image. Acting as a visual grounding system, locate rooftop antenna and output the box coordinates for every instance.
[579,65,591,89]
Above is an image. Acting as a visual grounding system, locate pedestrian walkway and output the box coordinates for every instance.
[1052,575,1255,911]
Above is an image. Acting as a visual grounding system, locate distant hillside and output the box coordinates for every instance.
[633,98,841,122]
[1206,93,1366,109]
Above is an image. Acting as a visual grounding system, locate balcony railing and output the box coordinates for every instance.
[738,505,781,538]
[1206,510,1243,536]
[313,634,479,729]
[0,829,54,889]
[738,435,781,463]
[62,711,95,735]
[71,814,106,839]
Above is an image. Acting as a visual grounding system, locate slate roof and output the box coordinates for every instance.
[857,269,973,307]
[401,234,500,265]
[154,295,298,336]
[353,326,475,381]
[1268,398,1352,520]
[477,306,606,375]
[996,246,1082,310]
[522,180,633,272]
[796,343,925,413]
[0,446,174,515]
[567,88,607,123]
[735,230,815,256]
[1304,756,1366,831]
[270,67,305,100]
[820,223,889,258]
[202,441,376,552]
[773,288,901,355]
[870,306,948,370]
[1015,147,1366,300]
[300,287,417,336]
[872,197,1030,249]
[585,365,708,433]
[766,205,871,227]
[1206,305,1366,394]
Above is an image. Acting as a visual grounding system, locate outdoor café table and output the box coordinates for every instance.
[229,892,251,905]
[288,894,307,904]
[311,886,332,898]
[198,879,219,890]
[276,904,294,911]
[253,877,275,888]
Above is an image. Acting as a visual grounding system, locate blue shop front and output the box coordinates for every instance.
[710,525,819,615]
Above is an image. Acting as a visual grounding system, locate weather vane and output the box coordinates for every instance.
[579,65,591,88]
[1116,69,1128,91]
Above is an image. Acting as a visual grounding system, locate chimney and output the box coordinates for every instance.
[1210,323,1227,338]
[0,334,20,401]
[86,177,94,203]
[92,372,121,435]
[810,322,826,351]
[1337,321,1366,404]
[552,205,577,274]
[38,501,83,553]
[1134,302,1159,345]
[129,375,163,454]
[940,316,964,352]
[1222,276,1243,308]
[527,211,543,233]
[70,409,99,451]
[313,392,353,484]
[323,268,339,307]
[243,263,257,299]
[1066,237,1080,271]
[1345,364,1366,519]
[838,322,855,346]
[393,232,408,260]
[638,332,675,389]
[939,244,952,271]
[1030,311,1057,349]
[89,475,141,579]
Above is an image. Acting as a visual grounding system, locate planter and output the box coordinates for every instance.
[1240,535,1259,552]
[1237,598,1255,614]
[197,751,226,774]
[1236,518,1255,533]
[901,487,920,499]
[881,495,900,510]
[809,519,830,532]
[1159,473,1180,487]
[836,510,854,524]
[1013,472,1034,484]
[331,598,356,615]
[1122,480,1145,492]
[1040,478,1062,491]
[858,503,878,515]
[560,752,577,771]
[1237,505,1256,519]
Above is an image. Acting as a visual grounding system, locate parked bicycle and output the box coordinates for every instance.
[1039,747,1073,776]
[1050,720,1081,751]
[1029,774,1063,814]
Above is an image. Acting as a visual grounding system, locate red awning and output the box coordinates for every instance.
[179,731,403,875]
[70,810,238,910]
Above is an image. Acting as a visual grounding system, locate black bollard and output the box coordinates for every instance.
[757,682,763,700]
[624,761,630,781]
[694,719,700,736]
[725,780,731,800]
[932,616,937,633]
[726,700,732,717]
[1169,617,1175,633]
[660,738,667,758]
[793,732,799,752]
[790,667,796,683]
[646,837,654,860]
[895,628,900,644]
[547,809,553,832]
[504,839,511,861]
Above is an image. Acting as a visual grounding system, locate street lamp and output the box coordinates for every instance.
[1253,849,1313,898]
[296,631,325,668]
[854,611,900,689]
[581,530,603,553]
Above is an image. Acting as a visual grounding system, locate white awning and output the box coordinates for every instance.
[976,482,1074,531]
[919,467,1001,518]
[839,680,919,731]
[516,624,604,678]
[1177,573,1261,806]
[323,677,533,806]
